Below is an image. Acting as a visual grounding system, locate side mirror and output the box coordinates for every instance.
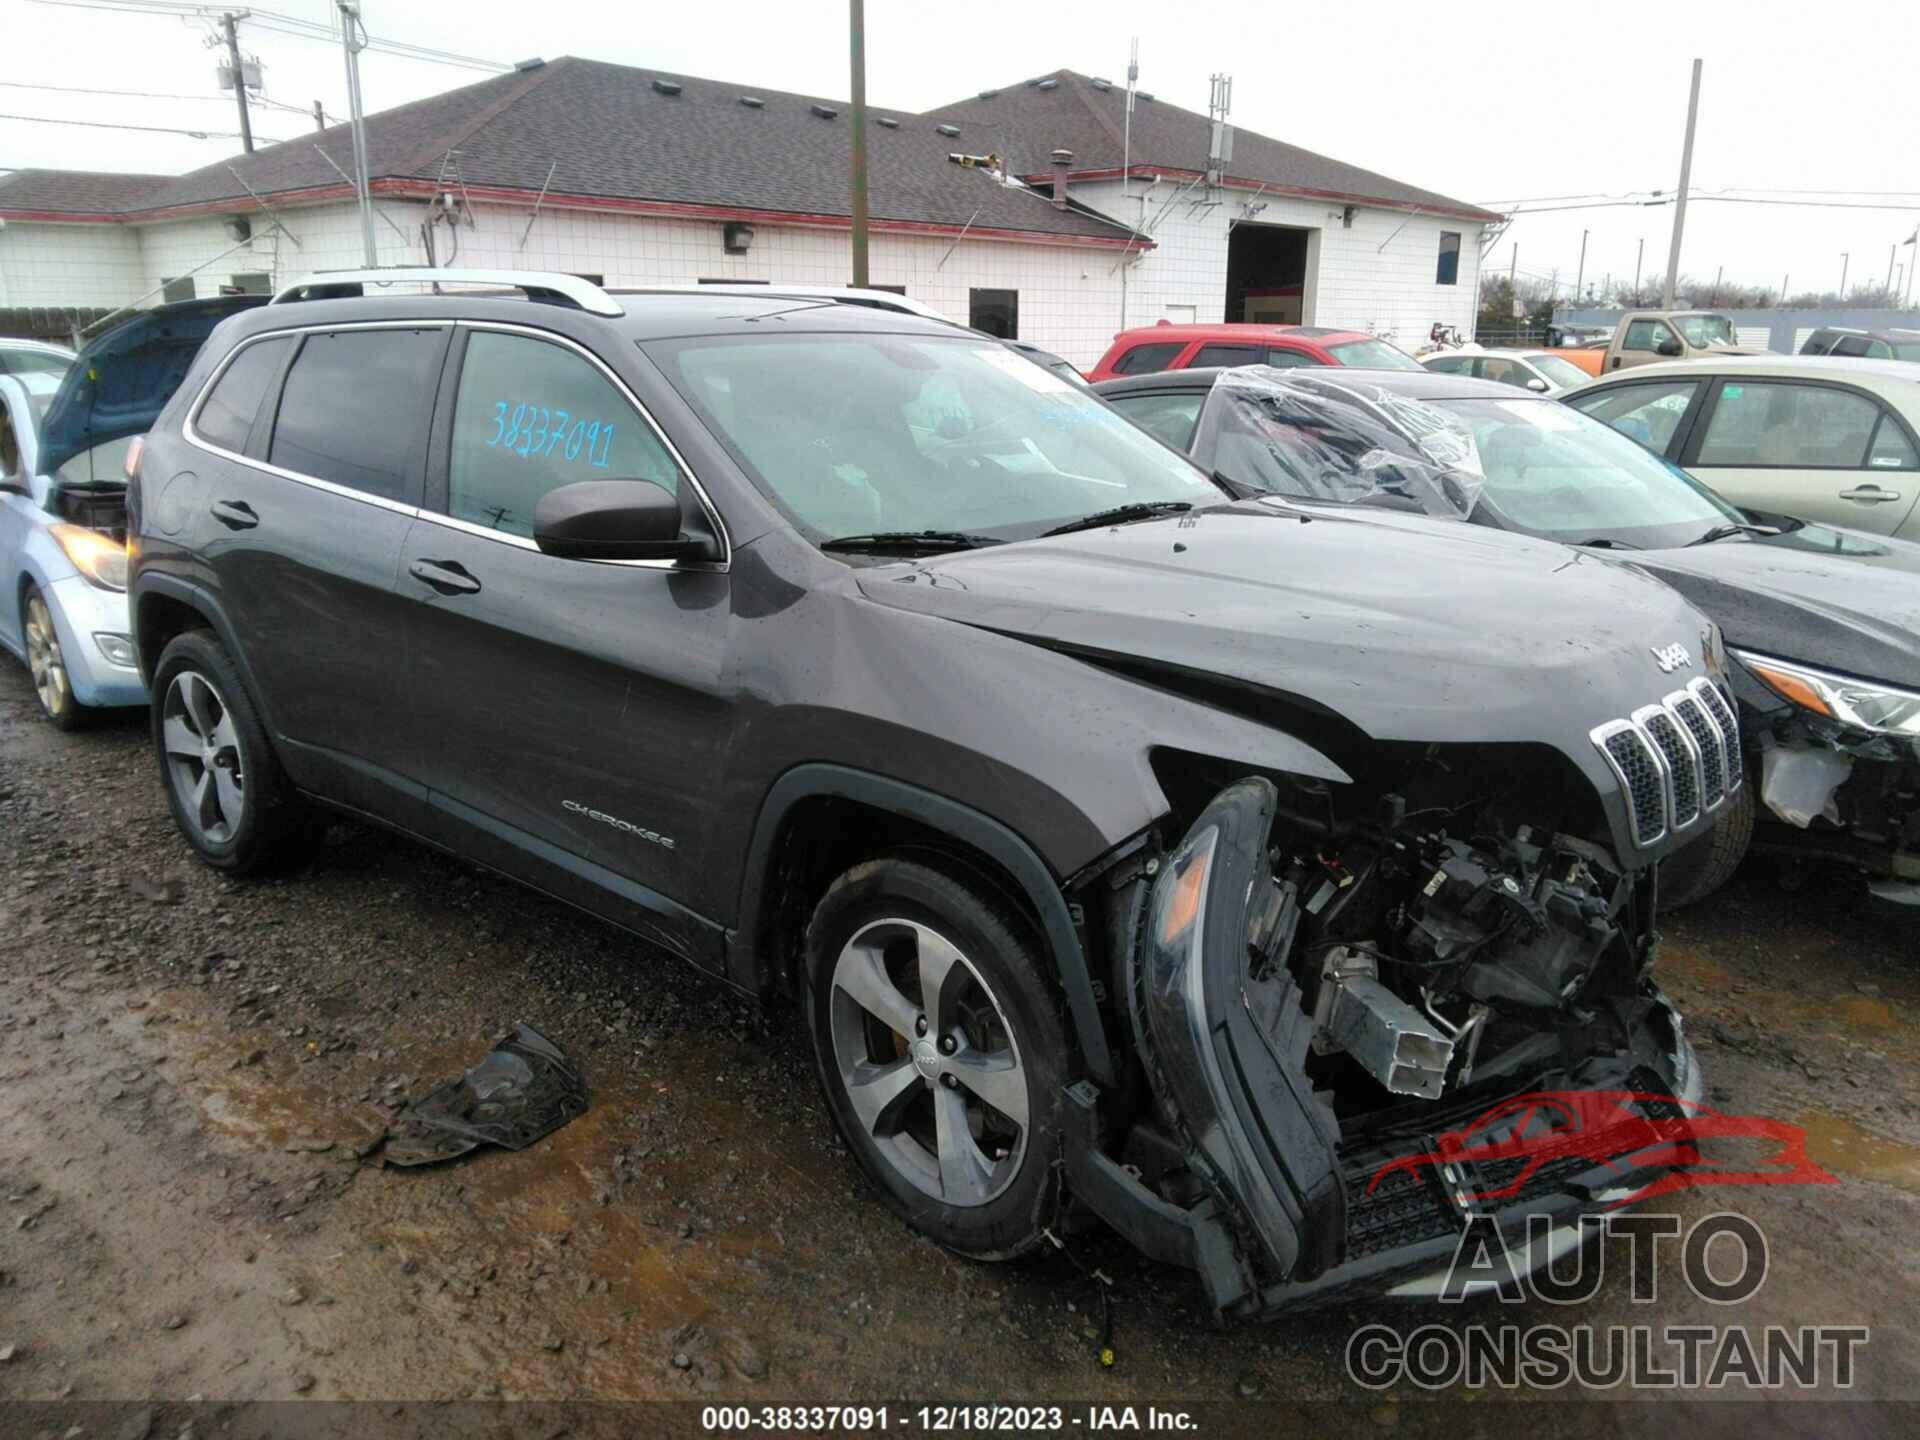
[1656,336,1683,357]
[532,479,717,562]
[1525,377,1550,393]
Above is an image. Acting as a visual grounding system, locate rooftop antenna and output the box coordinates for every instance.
[1206,73,1233,188]
[1121,38,1139,205]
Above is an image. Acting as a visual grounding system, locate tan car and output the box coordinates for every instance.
[1566,354,1920,538]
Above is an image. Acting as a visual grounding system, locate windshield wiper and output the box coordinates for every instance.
[1573,536,1640,550]
[1688,521,1781,547]
[1041,501,1194,538]
[818,530,1006,555]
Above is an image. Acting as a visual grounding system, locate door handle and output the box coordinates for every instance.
[210,500,258,530]
[408,558,482,595]
[1839,485,1902,503]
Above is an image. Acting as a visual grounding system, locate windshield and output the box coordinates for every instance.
[1527,354,1590,388]
[654,333,1220,548]
[1198,370,1744,548]
[1327,338,1424,371]
[1675,314,1736,347]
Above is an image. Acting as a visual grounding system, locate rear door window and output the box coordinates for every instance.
[195,336,292,454]
[268,328,444,502]
[1106,391,1207,451]
[1190,343,1262,368]
[446,330,678,539]
[1621,320,1669,353]
[1694,382,1882,468]
[1111,342,1184,375]
[1263,347,1322,369]
[1830,335,1874,358]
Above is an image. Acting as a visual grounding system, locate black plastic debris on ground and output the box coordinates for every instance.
[384,1024,588,1166]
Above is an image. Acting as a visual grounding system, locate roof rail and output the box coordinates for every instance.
[270,268,624,317]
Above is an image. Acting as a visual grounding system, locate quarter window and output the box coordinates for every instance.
[1867,415,1919,470]
[448,331,678,539]
[1695,382,1883,469]
[195,336,292,454]
[1111,342,1184,375]
[268,328,442,501]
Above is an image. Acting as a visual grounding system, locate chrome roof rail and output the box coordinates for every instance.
[270,268,624,317]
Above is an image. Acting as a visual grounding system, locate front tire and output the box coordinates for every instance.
[23,585,90,731]
[803,857,1068,1261]
[151,629,313,875]
[1660,780,1755,910]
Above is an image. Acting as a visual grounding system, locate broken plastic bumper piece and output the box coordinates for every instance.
[385,1023,589,1167]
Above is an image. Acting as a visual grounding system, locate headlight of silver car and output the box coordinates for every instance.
[1733,649,1920,738]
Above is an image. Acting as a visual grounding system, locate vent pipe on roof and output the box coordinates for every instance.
[513,57,545,72]
[738,94,764,108]
[1037,78,1059,91]
[935,122,959,137]
[1089,77,1112,91]
[875,115,899,128]
[810,102,839,119]
[652,78,683,96]
[1050,148,1073,210]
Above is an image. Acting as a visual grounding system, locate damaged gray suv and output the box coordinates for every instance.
[127,271,1731,1317]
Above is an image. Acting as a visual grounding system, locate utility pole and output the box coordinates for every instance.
[1713,265,1722,305]
[221,11,254,154]
[1886,244,1896,297]
[337,2,376,266]
[1574,228,1588,307]
[847,0,869,288]
[312,100,326,133]
[1663,58,1702,309]
[1840,252,1850,300]
[1633,237,1644,299]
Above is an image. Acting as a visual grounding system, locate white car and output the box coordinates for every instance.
[1422,347,1592,394]
[0,337,78,381]
[1567,355,1920,541]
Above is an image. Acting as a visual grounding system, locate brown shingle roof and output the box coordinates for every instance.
[928,71,1500,224]
[1,59,1140,245]
[0,168,170,218]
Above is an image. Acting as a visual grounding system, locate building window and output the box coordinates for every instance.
[160,276,196,303]
[1436,232,1461,286]
[969,288,1018,339]
[225,272,272,295]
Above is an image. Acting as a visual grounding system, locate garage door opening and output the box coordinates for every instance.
[1226,222,1314,326]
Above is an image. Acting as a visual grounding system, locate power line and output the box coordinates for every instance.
[0,111,284,143]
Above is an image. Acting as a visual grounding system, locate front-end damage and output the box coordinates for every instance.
[1732,650,1920,912]
[1067,756,1704,1321]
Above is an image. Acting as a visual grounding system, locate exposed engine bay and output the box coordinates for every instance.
[1088,761,1694,1319]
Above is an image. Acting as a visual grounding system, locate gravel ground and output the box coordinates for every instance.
[1,656,1916,1438]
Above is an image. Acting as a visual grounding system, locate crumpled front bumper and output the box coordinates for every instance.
[1081,778,1701,1322]
[47,574,145,709]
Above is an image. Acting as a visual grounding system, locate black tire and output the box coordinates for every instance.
[1659,779,1755,910]
[150,629,314,875]
[802,856,1068,1261]
[22,583,91,732]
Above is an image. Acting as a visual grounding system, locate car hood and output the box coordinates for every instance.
[38,296,266,478]
[1632,524,1920,691]
[856,505,1717,757]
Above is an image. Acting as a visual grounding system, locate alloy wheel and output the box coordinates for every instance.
[827,917,1030,1207]
[161,670,247,845]
[24,593,70,719]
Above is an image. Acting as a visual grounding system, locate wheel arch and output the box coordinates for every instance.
[729,763,1119,1087]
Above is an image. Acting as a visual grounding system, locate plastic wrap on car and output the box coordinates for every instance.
[1191,365,1487,521]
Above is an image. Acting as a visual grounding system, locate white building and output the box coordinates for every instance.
[0,60,1498,369]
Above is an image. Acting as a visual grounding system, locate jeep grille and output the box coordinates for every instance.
[1591,679,1742,848]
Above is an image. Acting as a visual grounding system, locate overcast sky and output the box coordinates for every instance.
[5,0,1918,301]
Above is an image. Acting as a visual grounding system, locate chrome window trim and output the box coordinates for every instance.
[433,320,732,573]
[180,317,732,573]
[183,320,449,520]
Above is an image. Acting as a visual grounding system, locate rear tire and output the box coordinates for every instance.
[151,629,314,875]
[23,585,90,731]
[802,856,1068,1261]
[1660,780,1755,910]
